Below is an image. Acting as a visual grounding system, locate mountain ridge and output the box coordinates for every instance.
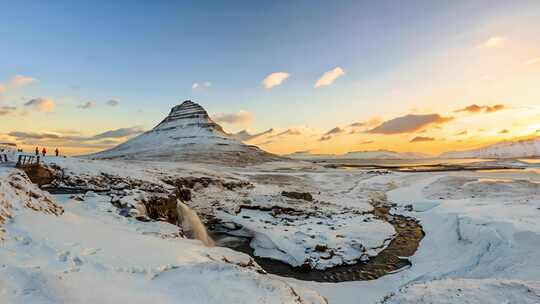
[440,137,540,158]
[88,100,280,163]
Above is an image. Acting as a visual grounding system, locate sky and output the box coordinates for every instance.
[1,0,540,155]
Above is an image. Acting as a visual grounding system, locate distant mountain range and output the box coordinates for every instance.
[287,149,430,160]
[440,137,540,158]
[89,100,280,163]
[287,137,540,160]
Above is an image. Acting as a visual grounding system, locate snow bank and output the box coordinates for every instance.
[0,170,326,304]
[384,278,540,304]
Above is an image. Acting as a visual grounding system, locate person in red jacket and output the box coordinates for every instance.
[42,147,46,157]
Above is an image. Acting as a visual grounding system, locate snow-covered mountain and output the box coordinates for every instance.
[287,149,429,160]
[89,100,280,163]
[340,150,430,159]
[440,137,540,159]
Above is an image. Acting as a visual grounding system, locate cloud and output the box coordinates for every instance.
[0,75,36,95]
[262,72,289,89]
[78,101,96,109]
[367,114,453,134]
[319,135,332,141]
[6,127,145,151]
[107,98,120,106]
[8,131,61,139]
[350,122,364,127]
[212,110,253,125]
[454,104,484,113]
[91,127,144,139]
[24,97,55,112]
[359,140,374,145]
[192,82,211,90]
[315,67,344,88]
[499,129,509,134]
[525,57,540,65]
[9,75,36,87]
[273,129,303,137]
[456,130,468,136]
[324,127,345,136]
[482,36,505,49]
[348,118,383,134]
[485,104,504,113]
[454,104,505,114]
[0,106,17,116]
[410,136,435,143]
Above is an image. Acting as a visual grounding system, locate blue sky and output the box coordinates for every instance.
[1,1,540,154]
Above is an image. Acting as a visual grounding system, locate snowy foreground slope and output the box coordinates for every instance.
[0,166,325,304]
[2,156,540,303]
[441,137,540,158]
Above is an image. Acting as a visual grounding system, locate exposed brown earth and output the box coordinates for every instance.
[16,163,54,186]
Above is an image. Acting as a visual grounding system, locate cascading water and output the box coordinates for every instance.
[176,201,215,246]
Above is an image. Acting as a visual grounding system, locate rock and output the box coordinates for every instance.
[17,163,54,186]
[141,194,178,224]
[315,244,328,252]
[176,187,191,201]
[281,191,314,202]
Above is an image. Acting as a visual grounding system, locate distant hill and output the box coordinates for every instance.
[287,149,430,160]
[340,150,430,159]
[440,137,540,158]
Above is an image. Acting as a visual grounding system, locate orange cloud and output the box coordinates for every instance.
[262,72,289,89]
[367,114,453,134]
[315,67,345,88]
[24,97,55,112]
[212,110,253,125]
[410,136,435,143]
[455,104,505,114]
[485,104,504,113]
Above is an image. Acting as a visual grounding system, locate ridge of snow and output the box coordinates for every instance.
[441,137,540,158]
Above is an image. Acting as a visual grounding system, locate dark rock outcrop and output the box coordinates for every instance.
[281,191,314,201]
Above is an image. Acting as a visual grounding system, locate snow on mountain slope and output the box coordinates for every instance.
[441,137,540,158]
[0,168,326,304]
[89,100,280,164]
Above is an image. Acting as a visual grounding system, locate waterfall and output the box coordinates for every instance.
[176,201,215,246]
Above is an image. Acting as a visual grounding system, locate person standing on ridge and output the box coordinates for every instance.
[55,148,59,157]
[42,147,46,157]
[35,147,39,156]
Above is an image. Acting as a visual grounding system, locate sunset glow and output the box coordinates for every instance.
[1,1,539,156]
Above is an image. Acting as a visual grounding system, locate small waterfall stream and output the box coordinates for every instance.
[176,201,215,246]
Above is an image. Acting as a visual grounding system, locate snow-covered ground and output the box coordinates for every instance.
[2,156,540,303]
[0,166,325,304]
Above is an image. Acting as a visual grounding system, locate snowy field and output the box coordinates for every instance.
[1,156,540,303]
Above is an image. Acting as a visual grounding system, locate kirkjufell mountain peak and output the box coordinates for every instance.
[89,100,280,163]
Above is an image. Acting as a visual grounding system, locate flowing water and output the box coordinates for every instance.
[177,201,215,246]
